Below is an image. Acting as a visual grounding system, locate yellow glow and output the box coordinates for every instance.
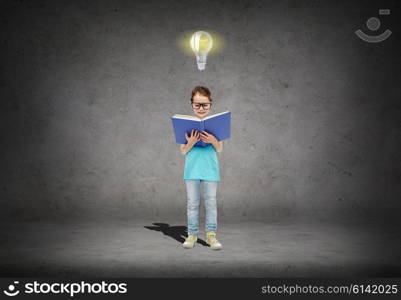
[197,35,212,52]
[177,30,224,56]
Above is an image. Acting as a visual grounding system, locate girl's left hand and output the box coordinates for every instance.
[200,131,218,144]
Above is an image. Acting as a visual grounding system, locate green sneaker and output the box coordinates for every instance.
[206,231,222,250]
[182,233,197,249]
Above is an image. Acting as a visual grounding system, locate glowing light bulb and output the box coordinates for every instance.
[190,31,213,71]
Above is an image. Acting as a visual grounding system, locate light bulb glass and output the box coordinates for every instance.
[190,31,213,71]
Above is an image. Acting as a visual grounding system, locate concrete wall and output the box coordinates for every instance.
[1,0,400,222]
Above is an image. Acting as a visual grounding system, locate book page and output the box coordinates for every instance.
[172,110,230,121]
[172,114,201,121]
[203,110,230,120]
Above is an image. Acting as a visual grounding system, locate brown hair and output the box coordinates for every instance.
[191,86,212,102]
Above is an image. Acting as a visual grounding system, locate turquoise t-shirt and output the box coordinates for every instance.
[183,144,220,182]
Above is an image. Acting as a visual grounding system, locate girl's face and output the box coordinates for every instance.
[192,92,212,119]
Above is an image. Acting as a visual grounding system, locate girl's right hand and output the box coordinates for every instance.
[185,129,200,145]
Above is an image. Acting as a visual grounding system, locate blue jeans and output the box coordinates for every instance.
[185,179,218,234]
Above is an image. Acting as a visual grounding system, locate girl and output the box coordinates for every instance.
[179,86,223,250]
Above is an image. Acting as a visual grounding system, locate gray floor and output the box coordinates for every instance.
[1,218,400,278]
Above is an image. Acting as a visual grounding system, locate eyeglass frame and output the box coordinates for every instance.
[190,100,213,110]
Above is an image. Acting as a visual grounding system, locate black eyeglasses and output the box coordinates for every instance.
[191,102,212,109]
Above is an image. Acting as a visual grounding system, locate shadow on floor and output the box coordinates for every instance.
[144,223,208,246]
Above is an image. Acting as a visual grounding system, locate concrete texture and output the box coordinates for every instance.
[0,0,400,277]
[1,218,400,277]
[0,0,400,222]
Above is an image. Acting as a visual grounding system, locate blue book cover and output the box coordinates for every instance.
[171,111,231,147]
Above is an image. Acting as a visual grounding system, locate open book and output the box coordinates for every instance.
[171,111,231,147]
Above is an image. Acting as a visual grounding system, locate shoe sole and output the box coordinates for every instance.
[182,241,197,249]
[207,243,222,250]
[211,246,222,250]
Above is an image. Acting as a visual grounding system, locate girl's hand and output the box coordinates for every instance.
[185,129,200,146]
[200,131,218,144]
